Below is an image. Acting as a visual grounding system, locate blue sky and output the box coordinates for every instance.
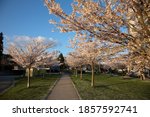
[0,0,74,56]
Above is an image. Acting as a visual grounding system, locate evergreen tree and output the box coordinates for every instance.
[58,53,64,63]
[58,53,65,70]
[0,32,3,55]
[0,32,3,70]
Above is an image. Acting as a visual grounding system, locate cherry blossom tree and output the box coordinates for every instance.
[7,36,56,88]
[77,40,103,87]
[67,50,86,79]
[66,52,79,78]
[69,34,106,87]
[45,0,150,80]
[126,0,150,80]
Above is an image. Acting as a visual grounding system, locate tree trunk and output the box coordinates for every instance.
[74,68,76,75]
[75,67,78,77]
[91,61,95,87]
[80,65,82,80]
[98,64,101,73]
[27,68,31,88]
[139,69,146,80]
[148,70,150,78]
[127,65,130,75]
[43,73,45,78]
[141,73,146,80]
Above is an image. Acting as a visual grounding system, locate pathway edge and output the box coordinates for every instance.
[70,77,82,100]
[42,77,61,100]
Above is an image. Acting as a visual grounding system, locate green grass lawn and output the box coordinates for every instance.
[0,74,61,100]
[72,73,150,100]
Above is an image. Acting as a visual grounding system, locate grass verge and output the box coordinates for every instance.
[71,73,150,100]
[0,74,61,100]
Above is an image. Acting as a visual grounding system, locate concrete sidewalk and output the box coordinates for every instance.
[46,73,80,100]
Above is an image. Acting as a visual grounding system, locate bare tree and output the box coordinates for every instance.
[7,36,55,88]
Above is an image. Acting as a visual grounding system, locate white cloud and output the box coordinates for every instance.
[4,35,58,54]
[14,35,31,42]
[12,35,56,43]
[35,36,46,42]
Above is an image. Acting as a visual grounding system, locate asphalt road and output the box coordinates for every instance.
[0,76,15,94]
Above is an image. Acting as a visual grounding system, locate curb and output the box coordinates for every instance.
[0,75,24,95]
[42,77,60,100]
[70,77,82,100]
[0,83,14,95]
